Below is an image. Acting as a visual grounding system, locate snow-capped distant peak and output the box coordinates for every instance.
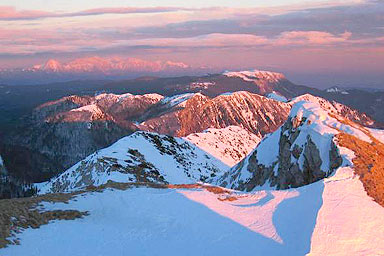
[42,59,63,72]
[223,69,286,83]
[325,86,349,95]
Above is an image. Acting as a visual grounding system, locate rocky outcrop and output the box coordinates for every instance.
[215,99,347,191]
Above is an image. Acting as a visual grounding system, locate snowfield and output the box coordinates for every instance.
[185,126,261,167]
[4,163,384,256]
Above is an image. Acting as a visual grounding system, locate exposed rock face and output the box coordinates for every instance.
[141,91,291,138]
[39,131,228,194]
[177,92,291,137]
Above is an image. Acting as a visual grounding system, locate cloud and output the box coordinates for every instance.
[0,28,374,56]
[121,33,269,48]
[275,31,352,46]
[131,1,383,41]
[0,6,52,20]
[0,6,189,20]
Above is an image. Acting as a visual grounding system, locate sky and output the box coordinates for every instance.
[0,0,383,87]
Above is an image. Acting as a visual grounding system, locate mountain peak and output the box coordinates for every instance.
[223,69,286,83]
[325,86,349,94]
[42,59,63,72]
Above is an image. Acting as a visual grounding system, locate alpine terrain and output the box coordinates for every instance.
[1,90,383,255]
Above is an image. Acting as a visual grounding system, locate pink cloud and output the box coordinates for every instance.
[116,33,268,48]
[0,6,187,20]
[0,6,52,20]
[276,31,352,46]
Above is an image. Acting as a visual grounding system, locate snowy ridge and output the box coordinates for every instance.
[185,126,261,167]
[216,95,374,191]
[223,70,286,83]
[38,131,228,194]
[291,94,375,127]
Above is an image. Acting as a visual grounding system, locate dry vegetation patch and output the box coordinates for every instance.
[168,183,238,201]
[0,192,87,248]
[168,184,231,194]
[336,132,384,207]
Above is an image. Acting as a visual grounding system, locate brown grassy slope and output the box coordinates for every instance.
[0,192,87,248]
[336,131,384,207]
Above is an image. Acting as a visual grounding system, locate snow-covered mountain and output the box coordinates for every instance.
[223,70,287,94]
[2,92,384,255]
[38,131,228,193]
[8,89,379,189]
[215,94,382,193]
[32,57,190,74]
[9,91,289,183]
[325,86,349,95]
[290,94,375,127]
[0,56,195,85]
[185,126,261,167]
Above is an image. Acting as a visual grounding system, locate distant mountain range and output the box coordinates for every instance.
[0,56,197,85]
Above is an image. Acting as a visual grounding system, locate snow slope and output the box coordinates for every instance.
[4,171,384,256]
[185,126,261,167]
[38,131,228,194]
